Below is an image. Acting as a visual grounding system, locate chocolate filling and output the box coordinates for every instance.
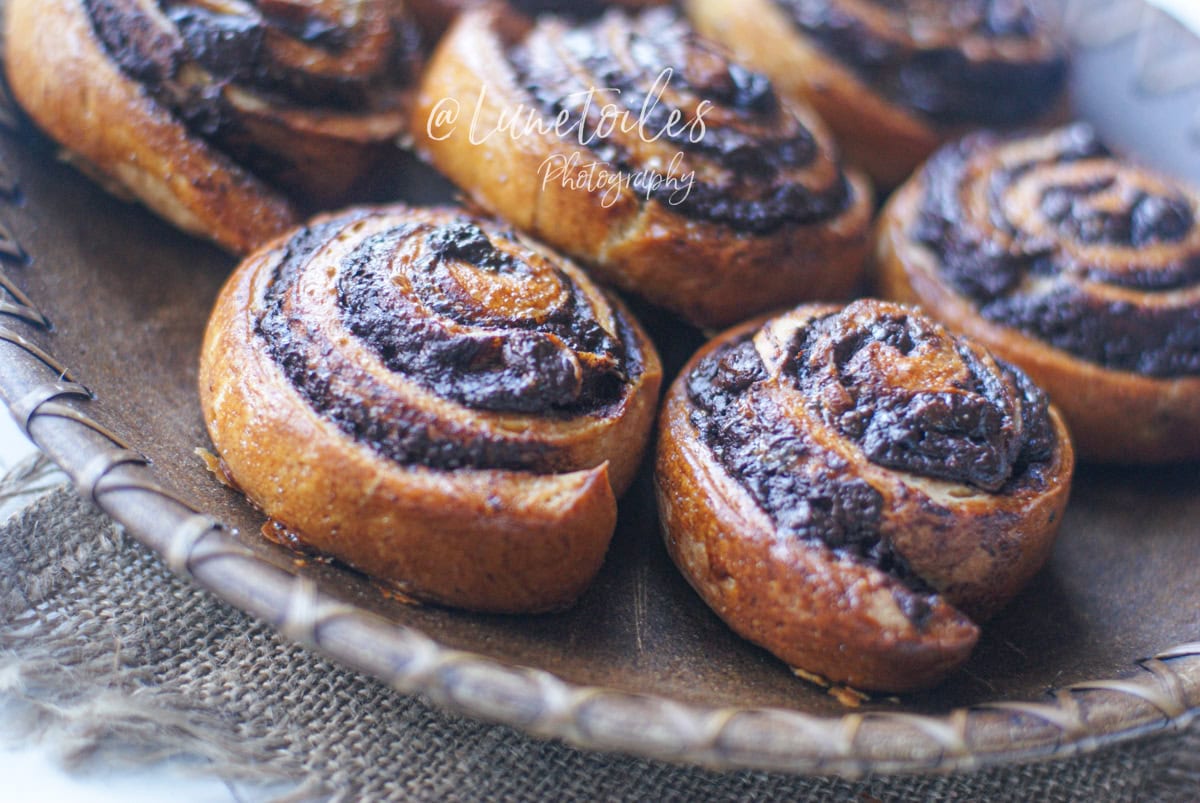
[687,336,894,570]
[685,309,1055,619]
[786,309,1055,491]
[914,126,1200,377]
[83,0,420,179]
[86,0,419,105]
[509,0,650,17]
[774,0,1067,127]
[508,9,852,234]
[254,214,643,472]
[338,221,632,413]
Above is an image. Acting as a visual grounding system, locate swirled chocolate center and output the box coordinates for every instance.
[507,9,852,233]
[785,308,1054,491]
[686,335,903,581]
[1037,181,1196,259]
[914,125,1200,377]
[83,0,419,178]
[774,0,1067,126]
[685,305,1056,601]
[338,221,629,413]
[254,213,644,472]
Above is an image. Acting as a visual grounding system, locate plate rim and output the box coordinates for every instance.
[3,320,1197,777]
[0,58,1197,784]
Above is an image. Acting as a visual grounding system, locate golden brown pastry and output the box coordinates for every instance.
[686,0,1069,188]
[876,125,1200,463]
[412,6,872,329]
[200,205,662,613]
[656,299,1073,692]
[5,0,423,254]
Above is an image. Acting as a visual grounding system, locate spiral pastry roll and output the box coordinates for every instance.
[412,7,872,329]
[5,0,423,254]
[200,206,662,613]
[686,0,1068,188]
[876,125,1200,463]
[657,299,1073,691]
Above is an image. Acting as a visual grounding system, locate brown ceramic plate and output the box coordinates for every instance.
[0,4,1197,776]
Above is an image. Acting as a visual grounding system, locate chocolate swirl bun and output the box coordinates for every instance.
[686,0,1068,187]
[656,299,1073,691]
[876,125,1200,463]
[5,0,422,253]
[200,205,662,613]
[412,6,872,329]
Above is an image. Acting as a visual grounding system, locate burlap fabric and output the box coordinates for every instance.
[1,468,1197,801]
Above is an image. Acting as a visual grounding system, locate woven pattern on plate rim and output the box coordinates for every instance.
[0,4,1196,776]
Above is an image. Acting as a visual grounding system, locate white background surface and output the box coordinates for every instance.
[1154,0,1200,31]
[0,403,34,470]
[2,1,1198,799]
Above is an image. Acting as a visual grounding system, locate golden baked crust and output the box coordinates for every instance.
[656,300,1074,691]
[411,6,872,329]
[686,0,1068,188]
[200,205,662,613]
[5,0,420,254]
[875,126,1200,463]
